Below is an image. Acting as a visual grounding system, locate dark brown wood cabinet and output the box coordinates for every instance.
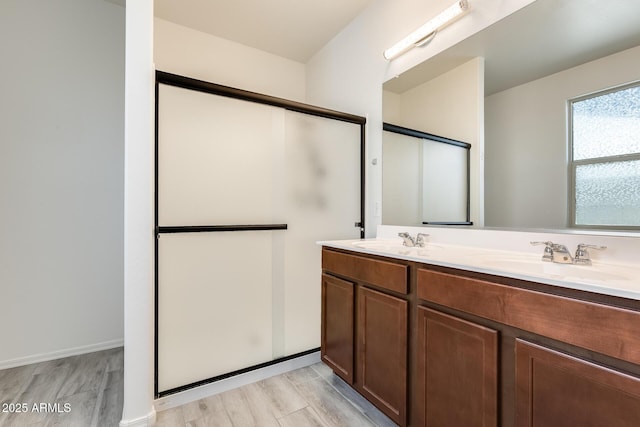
[321,248,409,426]
[357,286,408,425]
[417,268,640,365]
[515,339,640,427]
[321,246,640,427]
[321,273,354,384]
[415,307,498,427]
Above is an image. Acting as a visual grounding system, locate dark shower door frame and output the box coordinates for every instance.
[154,71,366,397]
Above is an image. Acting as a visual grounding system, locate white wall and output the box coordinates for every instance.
[382,90,401,123]
[0,0,125,367]
[306,0,536,236]
[485,44,640,228]
[154,18,306,102]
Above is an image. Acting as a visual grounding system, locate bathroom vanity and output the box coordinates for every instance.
[320,228,640,427]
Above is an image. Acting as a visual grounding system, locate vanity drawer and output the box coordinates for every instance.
[417,268,640,365]
[322,248,408,294]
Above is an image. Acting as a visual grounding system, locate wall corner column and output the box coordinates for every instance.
[122,0,156,425]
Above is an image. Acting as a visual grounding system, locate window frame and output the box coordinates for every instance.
[567,80,640,230]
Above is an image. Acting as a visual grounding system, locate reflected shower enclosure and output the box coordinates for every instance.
[382,123,471,227]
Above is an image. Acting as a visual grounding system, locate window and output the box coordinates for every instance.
[569,82,640,229]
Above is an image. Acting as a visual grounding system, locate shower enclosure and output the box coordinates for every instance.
[154,72,365,396]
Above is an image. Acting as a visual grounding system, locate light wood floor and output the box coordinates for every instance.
[157,362,396,427]
[0,347,124,427]
[1,349,395,427]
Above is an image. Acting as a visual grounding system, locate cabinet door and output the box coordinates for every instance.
[357,286,408,426]
[515,339,640,427]
[321,274,354,384]
[416,307,498,427]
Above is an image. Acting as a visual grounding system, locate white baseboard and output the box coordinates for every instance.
[0,338,124,370]
[119,408,156,427]
[154,351,321,413]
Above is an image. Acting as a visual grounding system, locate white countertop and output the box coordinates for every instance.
[319,237,640,301]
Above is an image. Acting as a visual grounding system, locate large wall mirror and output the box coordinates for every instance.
[382,0,640,231]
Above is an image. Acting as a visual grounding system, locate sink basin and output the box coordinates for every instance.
[351,239,442,257]
[477,257,633,283]
[351,240,403,251]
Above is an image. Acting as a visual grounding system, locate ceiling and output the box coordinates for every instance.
[384,0,640,95]
[153,0,372,63]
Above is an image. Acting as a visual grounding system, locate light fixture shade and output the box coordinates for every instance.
[383,0,469,60]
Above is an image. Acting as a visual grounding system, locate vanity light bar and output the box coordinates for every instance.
[383,0,469,60]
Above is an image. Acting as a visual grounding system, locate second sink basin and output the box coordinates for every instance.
[478,257,632,283]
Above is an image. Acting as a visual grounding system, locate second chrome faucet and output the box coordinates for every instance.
[530,241,606,265]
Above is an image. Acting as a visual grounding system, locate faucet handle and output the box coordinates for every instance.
[415,233,429,247]
[574,243,607,265]
[530,241,554,262]
[577,243,607,251]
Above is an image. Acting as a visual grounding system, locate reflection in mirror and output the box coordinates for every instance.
[383,57,483,226]
[382,0,640,231]
[485,45,640,230]
[382,123,471,226]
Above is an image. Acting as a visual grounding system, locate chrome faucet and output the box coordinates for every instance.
[530,241,606,265]
[398,232,430,247]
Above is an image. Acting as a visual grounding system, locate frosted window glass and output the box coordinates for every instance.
[572,86,640,161]
[575,160,640,226]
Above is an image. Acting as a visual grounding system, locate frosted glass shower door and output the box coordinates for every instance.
[157,231,280,392]
[382,131,423,225]
[422,139,468,222]
[157,84,285,227]
[156,76,364,395]
[280,111,362,356]
[156,84,286,394]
